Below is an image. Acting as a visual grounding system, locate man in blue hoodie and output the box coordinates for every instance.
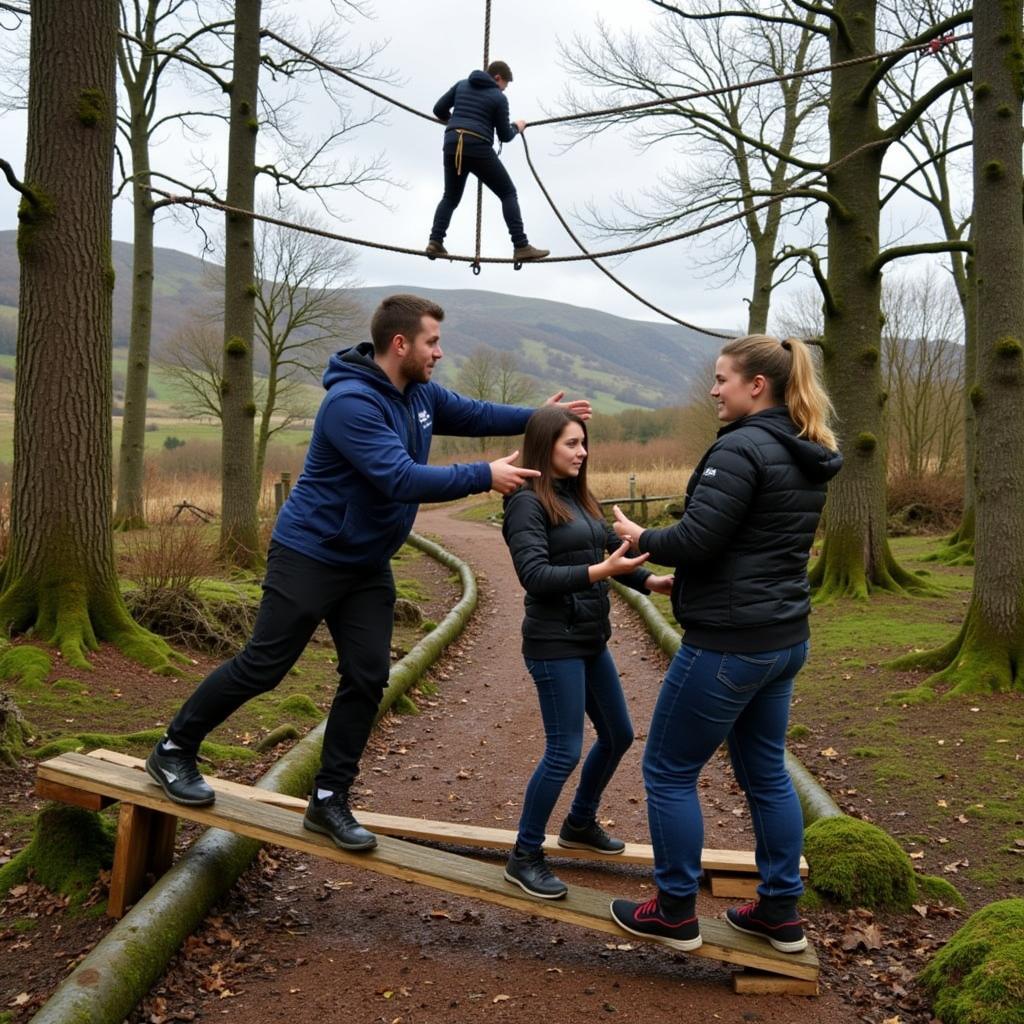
[426,61,549,262]
[147,294,589,852]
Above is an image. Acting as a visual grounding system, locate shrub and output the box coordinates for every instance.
[887,472,963,536]
[163,435,186,451]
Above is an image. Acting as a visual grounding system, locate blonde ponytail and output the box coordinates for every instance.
[720,334,837,450]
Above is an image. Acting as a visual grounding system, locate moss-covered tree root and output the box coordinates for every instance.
[0,805,114,904]
[0,574,183,672]
[27,530,477,1024]
[809,528,938,601]
[888,600,1024,695]
[0,691,33,766]
[920,899,1024,1024]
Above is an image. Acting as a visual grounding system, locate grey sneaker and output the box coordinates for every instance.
[303,793,377,851]
[557,817,625,855]
[504,845,568,899]
[146,740,215,807]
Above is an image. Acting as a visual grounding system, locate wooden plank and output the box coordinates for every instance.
[39,753,818,982]
[733,970,819,996]
[81,750,807,877]
[709,872,760,899]
[34,777,115,811]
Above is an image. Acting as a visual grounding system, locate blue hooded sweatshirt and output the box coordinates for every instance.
[272,343,533,568]
[433,70,520,149]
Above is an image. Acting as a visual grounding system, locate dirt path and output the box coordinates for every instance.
[134,504,866,1024]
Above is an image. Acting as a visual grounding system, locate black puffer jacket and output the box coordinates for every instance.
[503,483,651,659]
[433,70,519,149]
[638,407,842,653]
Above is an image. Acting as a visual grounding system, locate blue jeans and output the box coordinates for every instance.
[643,640,808,900]
[516,648,634,850]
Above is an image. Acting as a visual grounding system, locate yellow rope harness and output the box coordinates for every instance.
[453,127,489,175]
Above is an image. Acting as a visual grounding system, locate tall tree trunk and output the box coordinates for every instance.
[219,0,262,566]
[113,125,156,531]
[892,0,1024,694]
[0,0,173,669]
[808,0,924,599]
[746,233,774,334]
[930,233,976,563]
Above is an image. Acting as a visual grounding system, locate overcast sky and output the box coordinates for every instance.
[0,0,965,335]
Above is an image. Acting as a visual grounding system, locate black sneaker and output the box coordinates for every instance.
[303,793,377,852]
[425,240,448,259]
[504,845,568,899]
[609,895,702,952]
[725,898,807,953]
[557,817,625,855]
[146,740,216,806]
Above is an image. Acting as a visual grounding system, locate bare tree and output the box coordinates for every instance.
[0,0,174,669]
[559,0,828,333]
[891,0,1024,695]
[113,0,232,530]
[881,271,964,480]
[161,207,362,486]
[455,346,536,453]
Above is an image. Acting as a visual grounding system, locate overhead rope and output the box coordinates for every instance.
[260,29,970,133]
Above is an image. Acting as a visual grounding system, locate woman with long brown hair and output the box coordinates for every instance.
[609,334,841,953]
[501,406,673,899]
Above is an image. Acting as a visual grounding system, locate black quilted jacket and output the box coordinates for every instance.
[433,70,519,149]
[503,482,651,659]
[638,406,842,653]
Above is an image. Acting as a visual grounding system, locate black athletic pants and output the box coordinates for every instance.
[167,541,395,794]
[429,142,528,247]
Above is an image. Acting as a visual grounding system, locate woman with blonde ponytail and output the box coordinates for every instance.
[608,334,841,956]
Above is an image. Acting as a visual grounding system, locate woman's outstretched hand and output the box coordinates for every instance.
[612,504,644,548]
[589,539,649,583]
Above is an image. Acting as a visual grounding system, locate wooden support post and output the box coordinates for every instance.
[274,480,283,512]
[35,778,116,811]
[107,803,178,919]
[640,492,648,524]
[733,970,819,996]
[708,871,760,899]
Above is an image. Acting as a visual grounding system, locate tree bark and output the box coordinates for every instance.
[0,0,174,669]
[113,11,158,531]
[808,0,925,599]
[219,0,262,566]
[892,0,1024,694]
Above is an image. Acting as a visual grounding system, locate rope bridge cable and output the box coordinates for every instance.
[146,135,886,265]
[147,172,828,266]
[518,133,732,339]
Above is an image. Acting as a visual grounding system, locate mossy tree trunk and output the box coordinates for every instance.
[219,0,262,567]
[113,0,160,532]
[808,0,927,600]
[0,0,175,670]
[892,0,1024,694]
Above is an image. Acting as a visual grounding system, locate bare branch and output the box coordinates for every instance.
[870,239,973,276]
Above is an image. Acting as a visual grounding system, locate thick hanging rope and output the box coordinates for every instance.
[472,0,493,276]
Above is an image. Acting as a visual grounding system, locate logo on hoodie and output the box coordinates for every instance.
[418,409,432,430]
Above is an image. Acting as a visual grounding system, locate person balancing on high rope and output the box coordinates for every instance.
[426,60,549,263]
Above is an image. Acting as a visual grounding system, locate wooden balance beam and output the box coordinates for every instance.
[35,751,819,994]
[43,748,807,894]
